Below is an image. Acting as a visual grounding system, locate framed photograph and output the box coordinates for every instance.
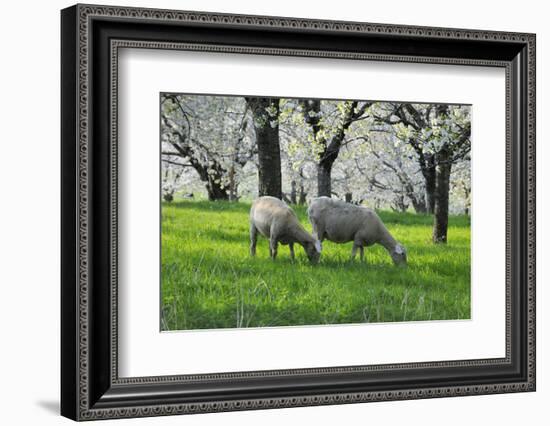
[61,4,536,421]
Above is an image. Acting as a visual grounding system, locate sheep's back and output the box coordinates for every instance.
[251,196,297,238]
[308,198,382,243]
[324,205,371,243]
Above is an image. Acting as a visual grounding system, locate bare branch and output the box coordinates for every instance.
[162,159,195,168]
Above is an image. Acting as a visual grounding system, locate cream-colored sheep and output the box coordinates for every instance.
[307,197,407,265]
[250,196,321,263]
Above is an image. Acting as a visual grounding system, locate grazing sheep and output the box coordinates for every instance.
[250,196,322,263]
[307,197,407,266]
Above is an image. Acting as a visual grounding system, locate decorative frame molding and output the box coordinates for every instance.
[61,3,535,421]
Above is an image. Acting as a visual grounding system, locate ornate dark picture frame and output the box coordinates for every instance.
[61,3,536,421]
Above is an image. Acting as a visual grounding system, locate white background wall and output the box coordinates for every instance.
[0,0,546,424]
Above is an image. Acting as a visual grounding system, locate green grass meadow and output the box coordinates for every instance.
[161,200,471,331]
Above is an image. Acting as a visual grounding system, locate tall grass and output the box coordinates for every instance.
[161,200,470,330]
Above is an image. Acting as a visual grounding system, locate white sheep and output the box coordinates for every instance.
[307,196,407,265]
[250,196,322,263]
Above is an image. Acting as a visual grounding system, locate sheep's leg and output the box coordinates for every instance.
[249,223,258,257]
[269,237,278,260]
[351,242,365,261]
[289,243,295,261]
[351,244,359,260]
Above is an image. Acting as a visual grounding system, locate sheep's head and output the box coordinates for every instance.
[304,239,322,264]
[391,244,407,266]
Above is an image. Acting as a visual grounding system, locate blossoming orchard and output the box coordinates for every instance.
[161,94,471,244]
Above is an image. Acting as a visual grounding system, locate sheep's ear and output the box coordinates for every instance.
[315,240,322,253]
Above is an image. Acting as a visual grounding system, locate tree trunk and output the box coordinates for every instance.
[401,179,426,213]
[228,165,237,201]
[246,97,282,199]
[206,181,230,201]
[394,194,408,212]
[317,163,332,197]
[464,185,471,216]
[410,196,427,214]
[298,183,307,205]
[290,180,297,204]
[345,192,352,203]
[188,157,230,201]
[432,104,451,241]
[433,159,452,243]
[424,167,436,214]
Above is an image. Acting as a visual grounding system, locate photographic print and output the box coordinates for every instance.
[61,6,535,418]
[160,94,472,331]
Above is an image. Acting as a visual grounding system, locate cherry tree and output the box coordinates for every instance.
[298,99,371,197]
[372,102,471,242]
[160,94,472,239]
[161,94,255,200]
